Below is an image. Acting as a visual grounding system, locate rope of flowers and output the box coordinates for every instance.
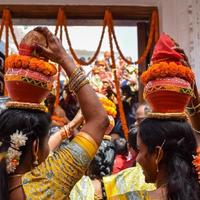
[54,25,63,106]
[107,10,158,65]
[0,18,4,41]
[154,10,159,42]
[135,11,156,64]
[64,18,106,66]
[0,9,19,95]
[105,10,129,139]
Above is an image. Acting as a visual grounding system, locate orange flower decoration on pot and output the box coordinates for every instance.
[141,61,194,85]
[5,54,57,76]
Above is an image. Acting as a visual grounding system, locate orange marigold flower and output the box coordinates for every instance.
[141,61,194,85]
[15,57,22,68]
[21,56,31,69]
[43,69,51,76]
[5,55,57,77]
[29,58,39,71]
[5,54,17,68]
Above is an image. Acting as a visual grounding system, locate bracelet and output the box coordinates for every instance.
[69,71,89,93]
[69,69,85,85]
[69,73,86,92]
[60,124,73,140]
[70,67,83,79]
[74,79,89,93]
[68,67,87,93]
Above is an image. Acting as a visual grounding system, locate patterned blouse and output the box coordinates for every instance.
[70,164,155,200]
[21,132,98,200]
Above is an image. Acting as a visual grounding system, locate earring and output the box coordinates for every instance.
[156,159,159,172]
[33,138,39,167]
[33,156,39,166]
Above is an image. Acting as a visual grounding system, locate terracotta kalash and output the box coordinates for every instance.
[141,34,195,119]
[4,30,57,111]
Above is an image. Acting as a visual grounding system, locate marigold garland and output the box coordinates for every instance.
[105,9,129,139]
[192,147,200,180]
[99,97,117,118]
[140,61,195,85]
[5,54,57,76]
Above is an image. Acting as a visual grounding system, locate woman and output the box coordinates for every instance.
[0,27,108,200]
[113,34,200,199]
[70,136,116,200]
[112,119,200,200]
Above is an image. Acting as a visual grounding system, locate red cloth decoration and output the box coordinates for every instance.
[151,33,183,64]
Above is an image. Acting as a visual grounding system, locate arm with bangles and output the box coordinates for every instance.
[48,109,84,151]
[34,27,109,150]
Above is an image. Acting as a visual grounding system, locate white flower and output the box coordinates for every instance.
[6,130,28,174]
[10,130,28,148]
[6,147,21,173]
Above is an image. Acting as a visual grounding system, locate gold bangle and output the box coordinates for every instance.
[74,79,89,93]
[70,67,83,79]
[60,124,72,140]
[68,72,86,93]
[69,73,86,91]
[70,70,84,84]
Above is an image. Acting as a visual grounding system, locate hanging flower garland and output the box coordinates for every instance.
[64,17,106,66]
[0,9,19,95]
[105,10,129,139]
[154,10,159,42]
[135,10,157,65]
[107,10,158,65]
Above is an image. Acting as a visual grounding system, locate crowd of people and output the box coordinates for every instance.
[0,26,199,200]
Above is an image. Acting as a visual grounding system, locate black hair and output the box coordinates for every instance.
[0,108,51,200]
[89,139,115,180]
[128,125,137,151]
[114,137,128,156]
[139,118,200,200]
[44,93,56,115]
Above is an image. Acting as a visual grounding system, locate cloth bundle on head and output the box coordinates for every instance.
[141,33,195,119]
[4,30,57,112]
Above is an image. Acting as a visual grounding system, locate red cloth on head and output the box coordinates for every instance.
[151,33,184,64]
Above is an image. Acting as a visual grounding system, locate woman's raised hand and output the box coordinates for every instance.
[34,27,71,65]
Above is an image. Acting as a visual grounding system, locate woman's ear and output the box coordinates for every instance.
[155,145,164,165]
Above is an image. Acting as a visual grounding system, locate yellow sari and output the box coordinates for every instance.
[21,132,98,200]
[103,163,155,200]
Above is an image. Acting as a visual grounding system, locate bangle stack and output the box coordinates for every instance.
[68,67,89,94]
[186,102,200,117]
[60,124,73,140]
